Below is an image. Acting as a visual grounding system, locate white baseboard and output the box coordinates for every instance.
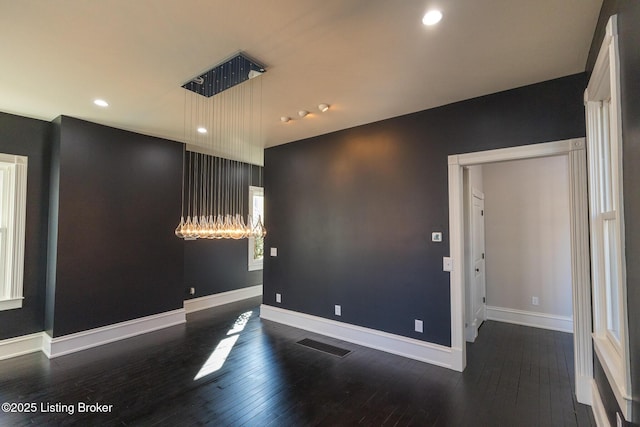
[184,284,263,314]
[42,309,186,358]
[0,332,45,360]
[260,304,457,371]
[591,379,611,427]
[486,306,573,333]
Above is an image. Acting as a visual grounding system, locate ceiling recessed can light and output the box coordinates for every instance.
[281,116,291,123]
[94,99,109,107]
[422,10,443,26]
[197,127,207,134]
[318,103,329,112]
[298,110,309,118]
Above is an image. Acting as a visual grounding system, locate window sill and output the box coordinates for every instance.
[0,297,23,311]
[248,262,263,272]
[593,333,632,419]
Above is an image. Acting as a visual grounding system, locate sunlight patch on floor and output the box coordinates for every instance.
[194,310,253,381]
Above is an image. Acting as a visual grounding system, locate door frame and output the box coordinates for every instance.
[447,137,593,405]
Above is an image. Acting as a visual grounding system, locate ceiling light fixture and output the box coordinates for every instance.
[318,103,329,112]
[93,99,109,107]
[422,10,443,26]
[281,116,291,123]
[174,52,267,241]
[298,110,309,118]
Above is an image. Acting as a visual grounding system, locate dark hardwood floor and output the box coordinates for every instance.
[0,297,595,426]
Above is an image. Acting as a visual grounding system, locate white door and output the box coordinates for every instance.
[467,190,486,341]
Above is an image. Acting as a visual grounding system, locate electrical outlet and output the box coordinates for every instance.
[532,296,539,306]
[275,293,281,303]
[335,305,341,316]
[415,319,423,333]
[189,287,195,295]
[443,257,453,272]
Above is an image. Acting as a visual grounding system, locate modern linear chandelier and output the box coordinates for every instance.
[175,52,267,240]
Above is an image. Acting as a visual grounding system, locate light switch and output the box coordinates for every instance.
[270,247,278,257]
[432,232,442,242]
[443,257,453,272]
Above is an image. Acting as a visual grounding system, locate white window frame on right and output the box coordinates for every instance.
[585,15,632,420]
[248,185,264,271]
[0,152,28,311]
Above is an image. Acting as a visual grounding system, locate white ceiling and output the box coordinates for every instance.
[0,0,602,160]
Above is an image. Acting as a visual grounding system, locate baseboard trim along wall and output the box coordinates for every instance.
[486,306,573,333]
[260,304,456,370]
[591,379,610,427]
[42,309,186,358]
[0,332,45,360]
[184,284,263,314]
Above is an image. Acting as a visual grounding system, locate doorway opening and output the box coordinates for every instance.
[448,138,593,405]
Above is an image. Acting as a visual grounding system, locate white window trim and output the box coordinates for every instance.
[248,185,264,271]
[0,153,28,311]
[585,15,632,420]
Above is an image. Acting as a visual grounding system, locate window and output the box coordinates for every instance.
[585,15,632,419]
[248,186,264,271]
[0,153,28,311]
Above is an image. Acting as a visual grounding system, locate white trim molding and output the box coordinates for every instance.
[448,138,593,404]
[0,332,45,360]
[184,285,263,314]
[486,306,573,333]
[42,309,186,358]
[260,305,458,370]
[591,379,611,427]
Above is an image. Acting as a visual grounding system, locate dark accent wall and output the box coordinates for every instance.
[183,157,263,298]
[588,1,640,425]
[264,73,587,347]
[0,112,50,340]
[46,117,184,337]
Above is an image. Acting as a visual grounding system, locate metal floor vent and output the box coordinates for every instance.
[296,338,351,357]
[182,52,266,97]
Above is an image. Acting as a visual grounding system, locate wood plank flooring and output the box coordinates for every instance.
[0,297,595,426]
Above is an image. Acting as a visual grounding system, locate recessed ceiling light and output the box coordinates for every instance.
[197,127,207,134]
[280,116,291,123]
[93,99,109,107]
[298,110,309,118]
[422,10,442,26]
[318,104,329,112]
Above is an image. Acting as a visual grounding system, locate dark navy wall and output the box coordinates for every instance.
[588,1,640,425]
[46,117,184,337]
[0,112,50,340]
[183,157,263,298]
[263,73,587,346]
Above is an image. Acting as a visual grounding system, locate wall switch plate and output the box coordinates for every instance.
[270,247,278,257]
[443,257,453,272]
[275,293,281,303]
[189,287,195,295]
[432,232,442,242]
[415,319,423,333]
[532,296,539,306]
[335,305,341,316]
